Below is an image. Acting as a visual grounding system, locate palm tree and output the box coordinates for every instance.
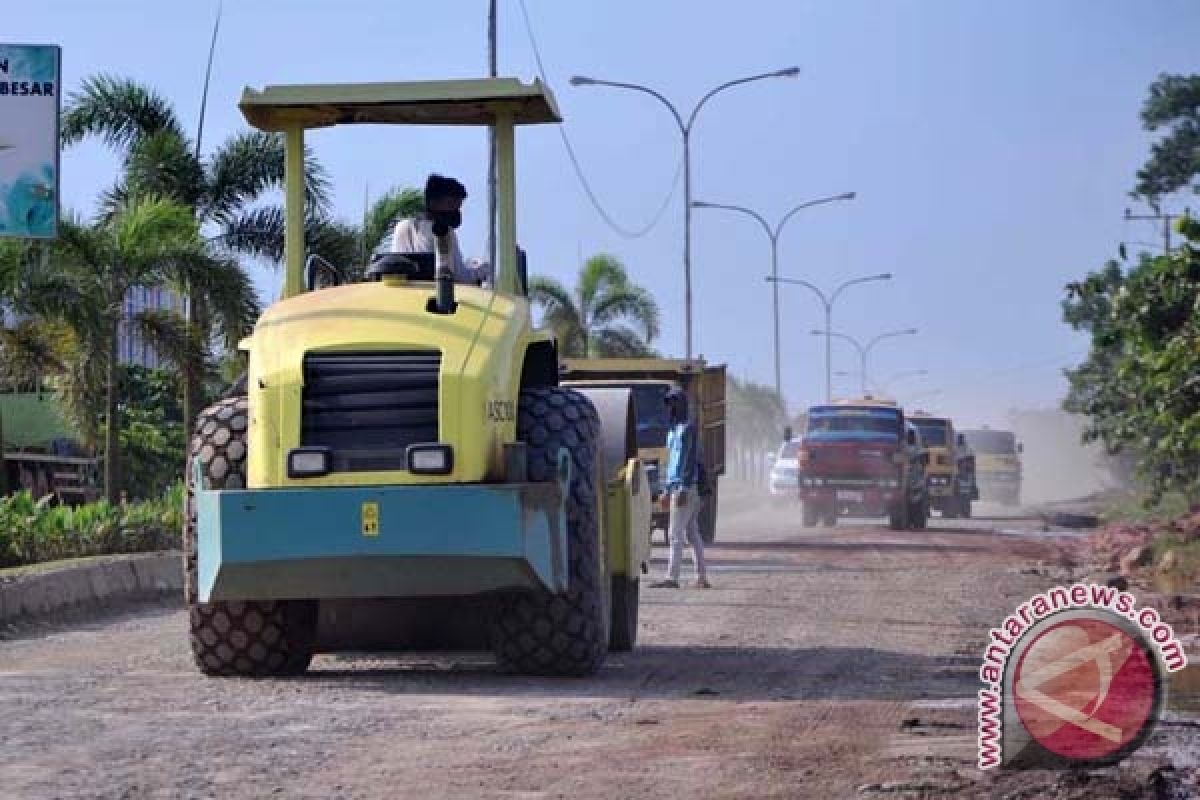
[33,197,217,502]
[61,74,328,427]
[529,254,660,357]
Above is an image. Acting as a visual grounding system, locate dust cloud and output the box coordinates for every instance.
[1007,409,1115,505]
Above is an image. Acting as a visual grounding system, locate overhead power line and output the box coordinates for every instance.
[517,0,682,239]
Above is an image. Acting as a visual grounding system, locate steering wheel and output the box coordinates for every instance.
[365,252,436,282]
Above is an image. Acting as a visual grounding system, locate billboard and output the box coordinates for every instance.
[0,44,61,239]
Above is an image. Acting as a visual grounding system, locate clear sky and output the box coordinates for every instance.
[8,0,1200,425]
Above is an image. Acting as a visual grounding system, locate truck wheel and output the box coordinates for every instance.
[609,575,639,652]
[821,510,838,527]
[803,503,820,527]
[888,502,907,531]
[490,388,610,676]
[960,496,973,519]
[699,488,718,544]
[185,397,316,677]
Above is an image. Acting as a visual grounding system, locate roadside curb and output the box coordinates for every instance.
[0,551,182,624]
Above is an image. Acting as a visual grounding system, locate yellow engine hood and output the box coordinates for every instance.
[243,282,532,487]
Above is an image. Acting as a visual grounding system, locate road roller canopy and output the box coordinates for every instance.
[238,77,562,131]
[236,77,559,299]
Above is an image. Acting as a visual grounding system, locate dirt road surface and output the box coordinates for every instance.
[2,491,1196,799]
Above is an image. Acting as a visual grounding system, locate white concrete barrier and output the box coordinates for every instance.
[0,551,182,623]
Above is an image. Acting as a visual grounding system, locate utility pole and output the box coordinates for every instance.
[487,0,498,274]
[1124,207,1189,254]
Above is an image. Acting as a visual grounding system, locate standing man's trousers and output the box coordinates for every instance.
[666,487,708,582]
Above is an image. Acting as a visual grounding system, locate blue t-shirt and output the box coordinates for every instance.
[665,420,698,490]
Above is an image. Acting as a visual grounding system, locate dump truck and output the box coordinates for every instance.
[185,77,651,678]
[908,412,978,518]
[560,358,726,543]
[796,398,929,530]
[962,427,1023,506]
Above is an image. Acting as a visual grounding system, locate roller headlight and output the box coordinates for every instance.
[407,444,454,475]
[288,447,332,478]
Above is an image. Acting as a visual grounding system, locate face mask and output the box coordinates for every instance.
[429,209,462,236]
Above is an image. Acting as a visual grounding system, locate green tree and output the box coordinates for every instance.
[36,198,214,502]
[1063,219,1200,500]
[61,74,325,427]
[529,254,660,357]
[1134,73,1200,201]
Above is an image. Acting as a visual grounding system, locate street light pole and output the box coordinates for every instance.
[692,192,855,397]
[770,273,891,402]
[809,327,918,396]
[571,67,800,359]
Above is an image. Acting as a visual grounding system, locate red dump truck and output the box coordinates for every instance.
[796,398,930,530]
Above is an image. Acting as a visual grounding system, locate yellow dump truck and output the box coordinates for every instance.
[962,427,1023,506]
[908,412,977,518]
[561,358,726,543]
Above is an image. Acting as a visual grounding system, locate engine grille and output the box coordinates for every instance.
[301,351,440,472]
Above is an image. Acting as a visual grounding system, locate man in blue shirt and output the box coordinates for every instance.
[651,388,711,589]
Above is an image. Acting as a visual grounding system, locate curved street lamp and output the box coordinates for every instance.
[571,67,801,359]
[769,273,892,401]
[692,192,855,395]
[808,327,919,397]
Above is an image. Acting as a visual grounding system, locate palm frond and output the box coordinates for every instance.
[0,319,69,390]
[363,187,424,256]
[191,256,260,349]
[211,206,286,262]
[529,276,582,328]
[95,181,133,224]
[589,283,660,342]
[51,334,106,449]
[54,215,115,287]
[111,198,201,282]
[205,132,331,221]
[577,253,629,311]
[124,130,206,208]
[61,74,187,151]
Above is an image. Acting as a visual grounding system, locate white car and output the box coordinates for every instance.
[769,439,801,496]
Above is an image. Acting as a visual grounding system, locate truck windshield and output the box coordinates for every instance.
[804,406,902,442]
[911,420,948,446]
[632,384,672,448]
[964,430,1016,454]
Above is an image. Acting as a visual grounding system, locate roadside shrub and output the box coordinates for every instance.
[0,483,182,569]
[118,408,186,500]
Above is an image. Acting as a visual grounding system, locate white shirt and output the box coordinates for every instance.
[390,215,491,285]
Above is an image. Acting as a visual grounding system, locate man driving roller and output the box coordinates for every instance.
[390,173,492,285]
